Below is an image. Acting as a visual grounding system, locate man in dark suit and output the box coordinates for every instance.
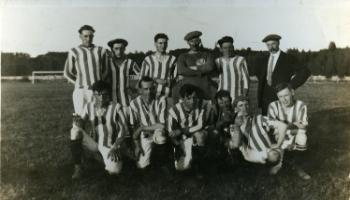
[255,34,310,115]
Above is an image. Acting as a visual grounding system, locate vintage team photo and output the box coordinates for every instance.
[1,0,350,199]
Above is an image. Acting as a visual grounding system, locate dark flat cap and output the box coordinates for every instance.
[78,25,95,33]
[262,34,281,42]
[218,36,234,46]
[107,38,128,48]
[184,31,202,41]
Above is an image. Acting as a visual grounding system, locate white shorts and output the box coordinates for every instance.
[282,129,307,151]
[137,132,154,169]
[174,137,193,171]
[73,88,93,116]
[81,131,123,174]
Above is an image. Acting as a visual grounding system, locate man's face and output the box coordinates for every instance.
[155,38,168,53]
[183,92,198,111]
[187,37,201,51]
[93,89,110,107]
[277,87,294,107]
[220,42,234,57]
[217,96,231,110]
[265,40,280,53]
[112,43,125,58]
[80,30,94,47]
[235,100,250,116]
[140,81,155,101]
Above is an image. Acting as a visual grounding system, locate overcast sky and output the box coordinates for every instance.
[1,0,350,57]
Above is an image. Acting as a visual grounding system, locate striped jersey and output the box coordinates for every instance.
[64,45,109,89]
[243,115,273,152]
[168,100,212,134]
[267,100,308,127]
[82,102,127,148]
[215,56,249,101]
[139,54,177,97]
[108,56,140,106]
[129,95,167,127]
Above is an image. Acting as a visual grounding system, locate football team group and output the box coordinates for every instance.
[64,25,311,181]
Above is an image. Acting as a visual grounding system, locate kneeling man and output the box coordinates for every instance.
[70,81,128,179]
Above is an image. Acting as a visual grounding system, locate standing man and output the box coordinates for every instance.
[215,36,249,102]
[107,38,140,114]
[129,76,169,170]
[64,25,109,116]
[173,31,217,103]
[255,34,310,115]
[139,33,177,97]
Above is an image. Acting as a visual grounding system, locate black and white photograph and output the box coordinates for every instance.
[1,0,350,199]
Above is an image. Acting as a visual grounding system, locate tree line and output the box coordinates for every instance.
[2,42,350,77]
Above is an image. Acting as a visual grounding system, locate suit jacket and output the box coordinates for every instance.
[255,51,310,107]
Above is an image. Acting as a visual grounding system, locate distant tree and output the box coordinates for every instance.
[328,41,336,51]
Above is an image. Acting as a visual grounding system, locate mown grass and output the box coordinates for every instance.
[1,81,350,200]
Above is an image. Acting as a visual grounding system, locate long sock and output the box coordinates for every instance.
[70,139,82,165]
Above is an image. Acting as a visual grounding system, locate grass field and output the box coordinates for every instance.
[1,81,350,200]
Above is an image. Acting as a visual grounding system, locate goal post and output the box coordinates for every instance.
[31,71,64,84]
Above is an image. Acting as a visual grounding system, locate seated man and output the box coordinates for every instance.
[168,84,212,178]
[229,96,288,174]
[70,81,128,179]
[129,76,169,170]
[267,82,311,180]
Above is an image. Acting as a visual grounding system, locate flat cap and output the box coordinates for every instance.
[184,31,202,41]
[218,36,234,46]
[262,34,281,42]
[78,25,95,33]
[107,38,128,48]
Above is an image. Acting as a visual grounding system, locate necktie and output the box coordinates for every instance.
[267,54,274,86]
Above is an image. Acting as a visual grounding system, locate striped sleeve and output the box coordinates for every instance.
[129,100,139,126]
[115,104,128,138]
[158,97,167,124]
[64,49,77,83]
[140,57,150,78]
[240,57,249,90]
[188,109,204,133]
[298,102,308,127]
[101,48,110,81]
[131,60,140,77]
[267,101,278,120]
[167,107,179,133]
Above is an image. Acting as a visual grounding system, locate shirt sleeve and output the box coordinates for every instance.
[64,50,77,83]
[167,108,180,133]
[139,58,150,78]
[298,103,308,127]
[240,57,250,90]
[129,101,139,126]
[101,48,110,81]
[158,97,167,124]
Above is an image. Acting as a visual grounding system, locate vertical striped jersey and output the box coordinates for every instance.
[64,45,109,89]
[139,54,177,97]
[108,56,140,106]
[168,100,212,134]
[267,100,308,126]
[215,56,249,101]
[129,95,167,127]
[243,115,273,152]
[82,102,127,148]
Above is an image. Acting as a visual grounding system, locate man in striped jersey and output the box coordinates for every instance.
[168,84,212,178]
[64,25,109,116]
[229,96,289,174]
[107,38,140,115]
[267,82,311,180]
[70,81,128,179]
[215,36,249,102]
[139,33,177,97]
[129,76,169,169]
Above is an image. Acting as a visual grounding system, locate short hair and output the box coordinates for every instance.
[138,76,154,88]
[154,33,169,42]
[233,95,249,108]
[275,82,292,93]
[218,36,234,47]
[179,84,198,98]
[78,25,95,34]
[215,90,232,102]
[91,80,111,93]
